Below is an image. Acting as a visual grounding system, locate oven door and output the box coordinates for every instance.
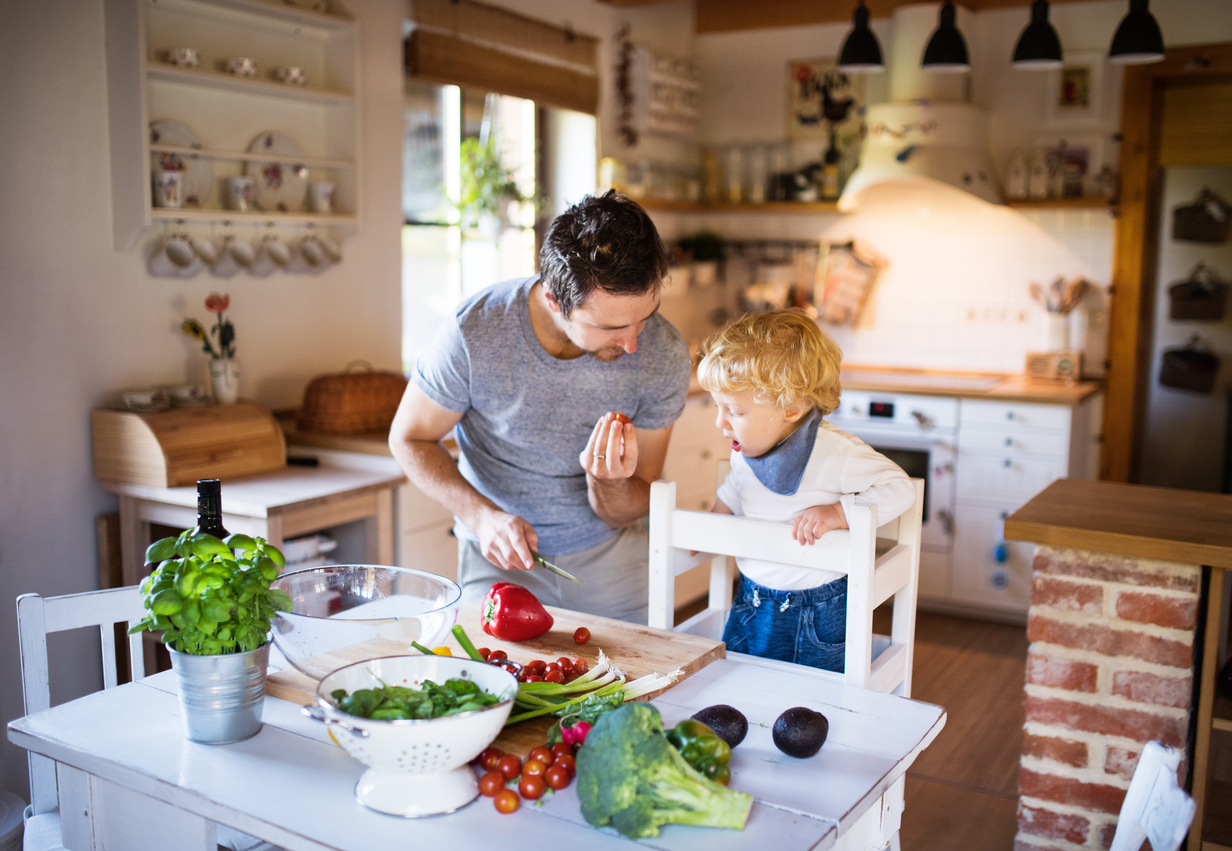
[845,431,956,553]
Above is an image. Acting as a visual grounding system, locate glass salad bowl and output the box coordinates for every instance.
[271,565,462,681]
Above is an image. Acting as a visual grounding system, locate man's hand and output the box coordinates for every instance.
[473,507,539,571]
[581,412,638,479]
[792,503,848,545]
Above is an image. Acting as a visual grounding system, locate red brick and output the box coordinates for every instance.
[1033,574,1104,615]
[1027,652,1099,693]
[1033,548,1200,593]
[1104,746,1140,782]
[1098,822,1118,849]
[1018,802,1091,843]
[1015,840,1071,851]
[1023,732,1089,767]
[1026,614,1194,669]
[1024,694,1188,748]
[1019,766,1128,814]
[1112,670,1192,709]
[1115,590,1198,631]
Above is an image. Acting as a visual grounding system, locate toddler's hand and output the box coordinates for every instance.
[792,503,848,545]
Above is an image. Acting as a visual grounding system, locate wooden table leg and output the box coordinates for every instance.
[115,497,148,588]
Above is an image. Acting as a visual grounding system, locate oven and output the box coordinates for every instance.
[827,391,958,561]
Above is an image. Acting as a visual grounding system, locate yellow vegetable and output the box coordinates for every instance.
[432,646,452,656]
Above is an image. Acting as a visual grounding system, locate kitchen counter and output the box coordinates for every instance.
[840,367,1101,405]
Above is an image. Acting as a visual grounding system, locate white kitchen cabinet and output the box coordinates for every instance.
[951,504,1036,612]
[394,461,459,583]
[103,0,360,250]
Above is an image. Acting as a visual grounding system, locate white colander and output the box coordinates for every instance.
[305,655,517,817]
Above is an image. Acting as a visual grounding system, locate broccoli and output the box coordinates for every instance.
[576,702,753,839]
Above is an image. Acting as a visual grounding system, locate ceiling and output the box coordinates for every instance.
[597,0,1091,34]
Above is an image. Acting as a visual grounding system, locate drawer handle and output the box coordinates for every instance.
[1003,459,1012,468]
[1004,437,1013,447]
[1006,411,1015,421]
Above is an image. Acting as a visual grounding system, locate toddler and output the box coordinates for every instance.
[696,309,914,672]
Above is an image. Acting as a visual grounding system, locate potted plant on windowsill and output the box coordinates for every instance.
[457,137,535,240]
[130,531,292,744]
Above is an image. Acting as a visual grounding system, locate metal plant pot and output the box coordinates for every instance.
[169,642,270,744]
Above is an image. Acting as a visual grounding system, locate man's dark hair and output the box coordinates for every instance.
[539,191,670,317]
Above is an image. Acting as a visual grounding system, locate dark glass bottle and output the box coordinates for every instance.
[194,478,229,539]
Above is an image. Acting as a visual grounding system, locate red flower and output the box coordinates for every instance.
[205,293,230,313]
[795,65,815,84]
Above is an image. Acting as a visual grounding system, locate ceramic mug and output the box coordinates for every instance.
[226,176,254,212]
[299,234,326,268]
[228,237,256,268]
[166,384,208,406]
[309,182,334,215]
[152,170,183,208]
[163,232,196,268]
[275,66,307,86]
[168,47,199,68]
[225,57,258,77]
[261,233,291,268]
[191,235,218,265]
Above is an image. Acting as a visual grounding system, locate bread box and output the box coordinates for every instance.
[92,402,286,487]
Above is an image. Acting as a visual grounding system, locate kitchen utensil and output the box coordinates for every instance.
[167,47,199,68]
[245,131,308,213]
[270,565,462,681]
[149,119,212,208]
[531,552,583,584]
[304,655,517,817]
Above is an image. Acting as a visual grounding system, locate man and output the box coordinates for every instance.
[389,191,691,623]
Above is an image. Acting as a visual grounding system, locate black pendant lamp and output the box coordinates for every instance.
[838,1,885,74]
[1012,0,1063,70]
[922,1,970,73]
[1108,0,1164,64]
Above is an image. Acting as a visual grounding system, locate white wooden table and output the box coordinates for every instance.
[8,656,943,851]
[101,465,404,587]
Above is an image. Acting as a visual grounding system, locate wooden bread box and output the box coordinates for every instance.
[92,402,286,487]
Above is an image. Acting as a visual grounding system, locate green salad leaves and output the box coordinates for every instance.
[331,678,502,721]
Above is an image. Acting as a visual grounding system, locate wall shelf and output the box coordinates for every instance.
[636,198,841,214]
[149,143,355,170]
[1005,197,1113,210]
[151,208,355,225]
[146,63,354,105]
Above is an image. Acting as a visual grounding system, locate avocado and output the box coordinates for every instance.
[691,704,748,748]
[772,706,828,758]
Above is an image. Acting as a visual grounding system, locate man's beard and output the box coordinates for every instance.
[587,346,626,363]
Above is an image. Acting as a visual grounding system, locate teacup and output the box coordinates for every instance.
[166,384,208,406]
[167,47,199,68]
[275,66,307,86]
[261,233,291,268]
[228,237,256,268]
[191,235,218,265]
[163,232,195,268]
[226,176,254,212]
[299,234,326,268]
[309,182,334,215]
[152,170,183,208]
[122,389,165,411]
[225,57,258,77]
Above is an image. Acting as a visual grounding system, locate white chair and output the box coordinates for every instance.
[16,587,147,851]
[1108,741,1195,851]
[648,477,925,697]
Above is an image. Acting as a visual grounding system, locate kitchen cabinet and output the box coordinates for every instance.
[103,0,359,250]
[395,474,458,584]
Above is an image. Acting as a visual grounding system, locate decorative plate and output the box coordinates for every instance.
[245,131,309,213]
[149,119,213,208]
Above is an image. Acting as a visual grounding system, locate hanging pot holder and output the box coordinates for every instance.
[1172,188,1231,243]
[1168,262,1228,321]
[1159,335,1220,394]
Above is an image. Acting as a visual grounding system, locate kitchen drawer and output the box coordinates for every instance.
[951,504,1033,614]
[956,453,1066,503]
[958,428,1069,458]
[959,399,1070,432]
[397,480,455,533]
[399,522,458,583]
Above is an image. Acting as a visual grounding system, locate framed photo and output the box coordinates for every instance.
[1044,50,1104,128]
[787,58,865,144]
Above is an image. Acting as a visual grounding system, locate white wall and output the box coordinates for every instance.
[0,0,405,800]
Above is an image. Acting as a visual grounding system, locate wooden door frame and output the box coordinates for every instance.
[1103,43,1232,482]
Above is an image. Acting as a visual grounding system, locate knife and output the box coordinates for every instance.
[532,551,583,584]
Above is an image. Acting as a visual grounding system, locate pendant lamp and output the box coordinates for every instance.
[838,1,885,74]
[1012,0,1063,70]
[922,1,970,73]
[1108,0,1164,64]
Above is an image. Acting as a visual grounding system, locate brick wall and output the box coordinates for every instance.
[1015,545,1202,851]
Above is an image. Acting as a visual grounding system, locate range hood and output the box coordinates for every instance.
[839,4,1002,211]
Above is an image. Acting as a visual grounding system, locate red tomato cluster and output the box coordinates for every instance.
[475,648,590,684]
[475,742,578,813]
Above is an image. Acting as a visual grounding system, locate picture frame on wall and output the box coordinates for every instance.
[786,58,865,145]
[1044,50,1104,128]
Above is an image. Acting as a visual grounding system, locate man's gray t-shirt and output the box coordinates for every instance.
[413,276,691,555]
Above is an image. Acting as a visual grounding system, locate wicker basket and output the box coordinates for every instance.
[1168,263,1227,321]
[297,361,408,435]
[1172,188,1231,244]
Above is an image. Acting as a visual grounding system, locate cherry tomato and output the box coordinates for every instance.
[527,659,547,676]
[573,627,591,645]
[522,758,547,778]
[478,770,505,797]
[493,789,520,814]
[572,658,589,674]
[556,657,574,675]
[528,746,554,767]
[550,742,573,760]
[544,662,562,677]
[544,669,564,683]
[524,674,544,683]
[497,754,522,781]
[479,747,504,771]
[544,764,570,791]
[477,647,491,661]
[554,753,576,778]
[613,412,631,424]
[488,649,507,662]
[518,774,546,800]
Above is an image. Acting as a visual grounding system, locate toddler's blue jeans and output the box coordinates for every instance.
[721,573,847,673]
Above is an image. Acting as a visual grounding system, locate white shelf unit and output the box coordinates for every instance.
[629,45,700,141]
[104,0,360,250]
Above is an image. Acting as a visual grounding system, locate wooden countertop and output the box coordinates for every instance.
[1004,478,1232,569]
[839,367,1102,405]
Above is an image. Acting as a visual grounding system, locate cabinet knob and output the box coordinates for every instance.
[1006,411,1015,421]
[1003,458,1012,468]
[1004,437,1013,447]
[992,569,1009,588]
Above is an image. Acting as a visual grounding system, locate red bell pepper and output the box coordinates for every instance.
[480,582,554,642]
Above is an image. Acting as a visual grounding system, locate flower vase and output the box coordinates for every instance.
[209,358,240,404]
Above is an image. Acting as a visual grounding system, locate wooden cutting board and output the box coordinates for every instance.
[265,599,724,757]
